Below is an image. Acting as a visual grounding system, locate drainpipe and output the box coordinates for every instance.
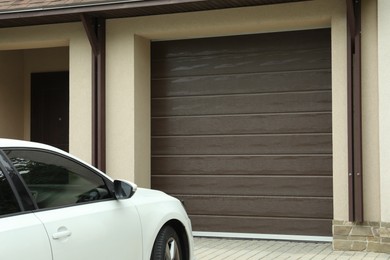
[347,0,363,222]
[81,14,106,172]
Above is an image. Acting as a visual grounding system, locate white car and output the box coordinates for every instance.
[0,139,194,260]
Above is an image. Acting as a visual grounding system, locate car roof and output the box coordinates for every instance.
[0,138,111,180]
[0,138,79,164]
[0,138,63,152]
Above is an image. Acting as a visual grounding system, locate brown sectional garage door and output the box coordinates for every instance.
[151,29,332,236]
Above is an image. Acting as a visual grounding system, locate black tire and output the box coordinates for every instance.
[151,226,182,260]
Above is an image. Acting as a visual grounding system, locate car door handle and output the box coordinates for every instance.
[52,230,72,240]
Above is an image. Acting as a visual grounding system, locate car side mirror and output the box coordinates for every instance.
[114,180,137,200]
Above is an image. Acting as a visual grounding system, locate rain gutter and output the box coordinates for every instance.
[81,14,106,171]
[347,0,363,222]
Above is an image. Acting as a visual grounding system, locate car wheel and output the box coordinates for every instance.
[151,225,182,260]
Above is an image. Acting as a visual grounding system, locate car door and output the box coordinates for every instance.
[0,160,52,260]
[4,149,143,260]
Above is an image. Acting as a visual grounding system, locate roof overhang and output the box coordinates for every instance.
[0,0,311,28]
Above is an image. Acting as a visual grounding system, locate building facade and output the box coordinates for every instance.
[1,0,390,253]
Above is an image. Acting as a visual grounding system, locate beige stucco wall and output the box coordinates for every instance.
[378,0,390,223]
[105,27,151,185]
[361,0,380,222]
[0,23,92,163]
[0,50,24,139]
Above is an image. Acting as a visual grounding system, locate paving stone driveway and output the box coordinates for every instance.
[194,237,390,260]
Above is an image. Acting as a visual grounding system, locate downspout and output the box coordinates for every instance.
[81,14,106,172]
[347,0,363,222]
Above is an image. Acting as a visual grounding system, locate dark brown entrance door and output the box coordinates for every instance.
[31,71,69,152]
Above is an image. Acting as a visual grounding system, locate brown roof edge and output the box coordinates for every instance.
[0,0,141,13]
[0,0,310,28]
[0,0,204,16]
[0,0,188,14]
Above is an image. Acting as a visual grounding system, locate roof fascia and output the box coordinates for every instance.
[0,0,207,17]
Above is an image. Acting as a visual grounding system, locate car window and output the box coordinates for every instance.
[0,169,20,216]
[4,149,113,209]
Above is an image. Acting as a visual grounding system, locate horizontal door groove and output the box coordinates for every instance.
[188,214,333,221]
[152,92,331,117]
[153,175,333,179]
[152,133,332,138]
[176,195,333,218]
[175,195,333,200]
[152,47,331,61]
[152,70,331,98]
[151,49,331,73]
[152,175,333,178]
[171,195,333,199]
[172,195,333,200]
[152,111,332,119]
[151,89,332,100]
[152,154,333,157]
[190,215,332,235]
[151,67,332,78]
[158,180,332,197]
[153,174,332,177]
[152,53,330,77]
[152,135,331,155]
[151,155,332,177]
[151,68,331,81]
[152,113,332,136]
[152,153,332,158]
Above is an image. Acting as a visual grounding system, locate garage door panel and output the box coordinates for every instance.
[152,134,332,155]
[152,48,331,78]
[152,29,331,59]
[151,29,332,236]
[152,113,332,136]
[152,176,332,197]
[176,195,332,219]
[152,70,331,98]
[151,156,332,176]
[190,216,332,236]
[152,91,331,117]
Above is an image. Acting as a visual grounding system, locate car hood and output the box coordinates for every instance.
[130,188,178,205]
